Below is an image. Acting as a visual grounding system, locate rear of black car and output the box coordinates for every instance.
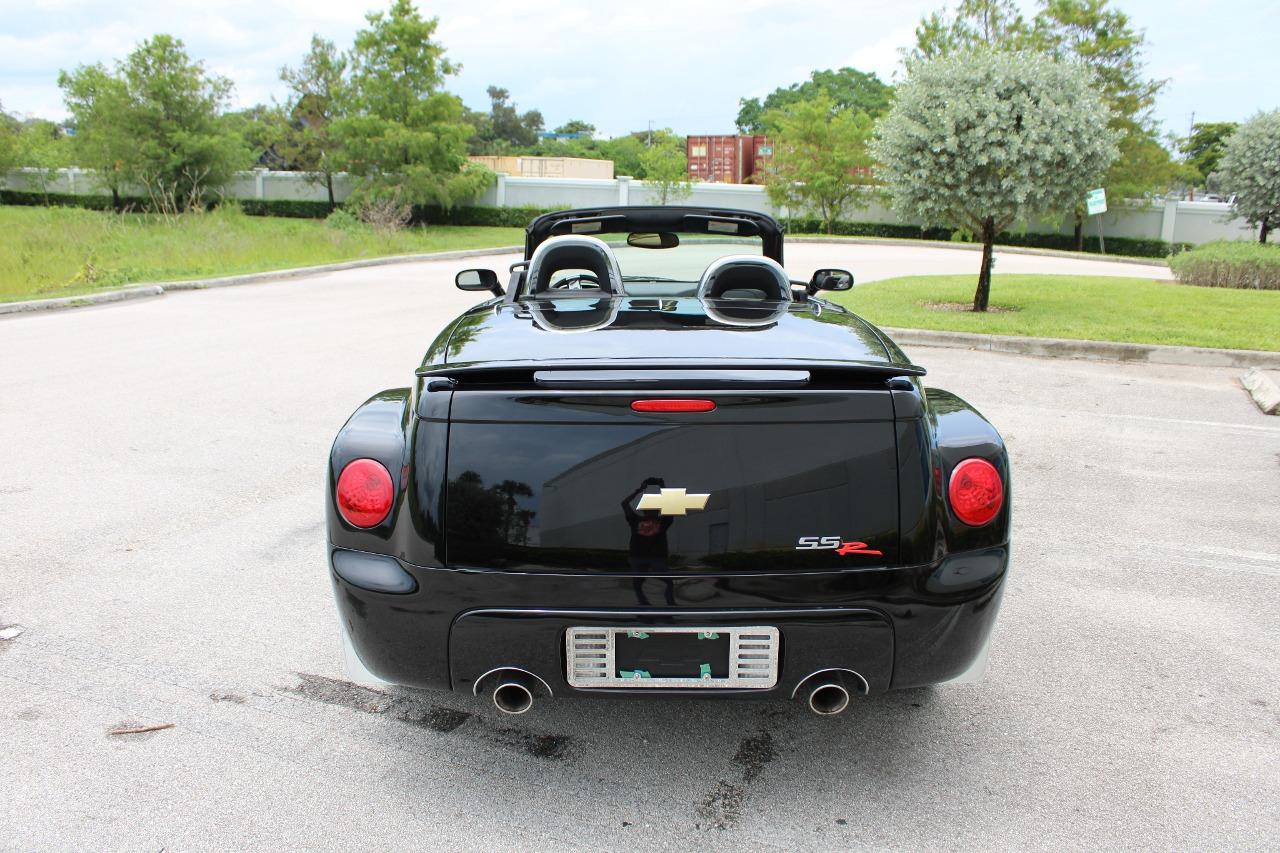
[326,361,1010,712]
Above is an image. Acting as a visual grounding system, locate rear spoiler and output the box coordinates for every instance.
[417,358,926,381]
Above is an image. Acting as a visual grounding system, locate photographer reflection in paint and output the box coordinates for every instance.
[622,478,676,605]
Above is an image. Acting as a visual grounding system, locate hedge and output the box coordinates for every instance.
[781,217,1189,258]
[1168,240,1280,290]
[1,189,1186,257]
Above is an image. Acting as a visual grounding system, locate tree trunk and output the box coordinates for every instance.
[1073,216,1084,252]
[326,173,335,209]
[111,187,121,213]
[973,216,996,312]
[1261,215,1270,244]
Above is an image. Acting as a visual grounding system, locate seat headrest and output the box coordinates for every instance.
[697,255,791,301]
[526,235,624,295]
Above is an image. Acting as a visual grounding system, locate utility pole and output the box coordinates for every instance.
[1187,111,1196,199]
[647,120,653,148]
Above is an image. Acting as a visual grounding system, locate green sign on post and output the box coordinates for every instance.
[1085,188,1108,254]
[1085,187,1107,216]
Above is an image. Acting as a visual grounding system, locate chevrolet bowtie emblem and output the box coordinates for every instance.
[636,488,710,516]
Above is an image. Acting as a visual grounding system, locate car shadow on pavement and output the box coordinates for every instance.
[287,672,951,833]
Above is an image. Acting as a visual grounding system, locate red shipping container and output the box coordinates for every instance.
[685,135,773,184]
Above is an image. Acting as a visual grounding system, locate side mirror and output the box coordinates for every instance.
[456,268,504,296]
[809,268,854,294]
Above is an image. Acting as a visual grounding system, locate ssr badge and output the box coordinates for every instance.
[796,536,883,556]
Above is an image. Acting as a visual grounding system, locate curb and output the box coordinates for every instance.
[789,236,1170,268]
[884,327,1280,370]
[1241,369,1280,415]
[0,246,523,316]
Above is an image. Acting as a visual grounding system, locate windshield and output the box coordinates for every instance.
[545,233,765,297]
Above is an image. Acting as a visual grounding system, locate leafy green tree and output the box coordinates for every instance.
[11,120,77,202]
[737,67,892,133]
[873,51,1119,311]
[598,134,647,177]
[1216,111,1280,243]
[909,0,1031,61]
[57,64,134,207]
[637,130,691,204]
[1032,0,1172,244]
[1180,121,1237,184]
[554,119,595,136]
[337,0,489,208]
[489,86,543,149]
[760,96,874,234]
[279,35,349,206]
[222,104,288,162]
[464,87,544,154]
[59,35,246,211]
[0,104,17,180]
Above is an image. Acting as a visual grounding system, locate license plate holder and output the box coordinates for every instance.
[566,626,780,689]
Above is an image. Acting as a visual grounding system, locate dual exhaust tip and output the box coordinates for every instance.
[483,667,863,716]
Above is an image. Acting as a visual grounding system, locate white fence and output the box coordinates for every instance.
[3,167,1262,245]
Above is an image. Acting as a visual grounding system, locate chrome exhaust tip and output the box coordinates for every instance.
[792,669,867,716]
[492,680,535,715]
[807,682,851,716]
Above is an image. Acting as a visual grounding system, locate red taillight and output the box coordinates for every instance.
[631,399,716,413]
[336,458,394,528]
[947,458,1003,526]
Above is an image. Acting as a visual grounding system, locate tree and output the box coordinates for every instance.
[1216,111,1280,243]
[593,133,647,177]
[554,119,595,136]
[737,67,892,133]
[59,35,246,212]
[0,103,17,180]
[872,51,1119,311]
[637,130,691,205]
[760,96,874,234]
[222,104,288,165]
[487,86,543,149]
[336,0,489,208]
[279,35,349,206]
[9,119,75,201]
[909,0,1031,61]
[57,66,134,207]
[462,86,544,154]
[1032,0,1172,244]
[1181,121,1237,184]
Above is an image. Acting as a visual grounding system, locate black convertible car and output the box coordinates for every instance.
[327,206,1010,716]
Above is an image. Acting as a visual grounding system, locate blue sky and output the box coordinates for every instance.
[0,0,1273,139]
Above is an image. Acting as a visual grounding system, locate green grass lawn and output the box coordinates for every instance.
[0,205,524,302]
[831,274,1280,352]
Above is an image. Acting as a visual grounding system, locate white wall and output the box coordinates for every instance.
[3,167,1263,246]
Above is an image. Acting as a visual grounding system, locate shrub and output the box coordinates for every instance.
[1168,241,1280,290]
[352,196,412,232]
[324,207,362,232]
[238,199,334,218]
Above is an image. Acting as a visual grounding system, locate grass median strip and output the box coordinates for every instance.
[0,205,523,303]
[831,274,1280,352]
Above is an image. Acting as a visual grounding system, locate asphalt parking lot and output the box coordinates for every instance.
[1,245,1275,850]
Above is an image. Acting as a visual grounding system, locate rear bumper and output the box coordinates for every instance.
[329,545,1009,697]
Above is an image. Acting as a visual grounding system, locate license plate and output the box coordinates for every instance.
[565,626,780,689]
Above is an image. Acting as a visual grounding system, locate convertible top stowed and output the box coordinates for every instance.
[326,206,1010,718]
